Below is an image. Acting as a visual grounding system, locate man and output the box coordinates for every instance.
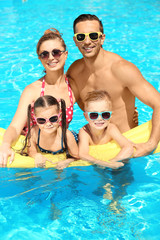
[67,14,160,157]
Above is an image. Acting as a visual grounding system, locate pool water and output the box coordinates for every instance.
[0,0,160,239]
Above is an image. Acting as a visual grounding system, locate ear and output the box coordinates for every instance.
[73,36,78,46]
[100,34,106,46]
[64,51,68,60]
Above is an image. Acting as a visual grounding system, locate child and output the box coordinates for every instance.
[78,90,134,169]
[22,95,78,169]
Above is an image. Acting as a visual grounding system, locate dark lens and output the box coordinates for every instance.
[77,34,85,41]
[52,49,62,58]
[39,51,49,59]
[36,118,46,124]
[89,32,99,40]
[102,112,111,119]
[49,116,58,123]
[89,112,98,120]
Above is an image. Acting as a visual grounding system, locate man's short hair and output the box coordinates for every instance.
[73,14,104,34]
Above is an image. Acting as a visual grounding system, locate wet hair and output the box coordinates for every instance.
[84,90,112,109]
[36,28,67,55]
[73,14,104,33]
[21,95,71,158]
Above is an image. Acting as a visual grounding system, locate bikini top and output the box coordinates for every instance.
[37,129,65,155]
[24,76,74,134]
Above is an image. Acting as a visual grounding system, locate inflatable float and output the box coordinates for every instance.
[0,120,160,168]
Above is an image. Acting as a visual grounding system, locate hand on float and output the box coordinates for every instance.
[97,160,124,169]
[133,107,139,126]
[55,158,74,170]
[0,143,15,167]
[133,140,157,157]
[34,153,57,168]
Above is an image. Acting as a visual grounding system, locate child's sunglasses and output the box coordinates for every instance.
[87,111,112,120]
[39,49,65,60]
[35,114,60,124]
[74,32,102,42]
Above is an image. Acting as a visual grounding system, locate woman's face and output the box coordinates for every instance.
[38,39,68,72]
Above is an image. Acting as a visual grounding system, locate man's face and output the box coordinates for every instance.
[73,20,105,58]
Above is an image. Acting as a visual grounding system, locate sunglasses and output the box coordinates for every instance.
[39,49,65,60]
[87,111,112,120]
[74,32,102,42]
[35,114,60,124]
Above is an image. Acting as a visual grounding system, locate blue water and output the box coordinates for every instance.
[0,0,160,239]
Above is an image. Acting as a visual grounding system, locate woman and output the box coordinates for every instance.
[0,28,76,166]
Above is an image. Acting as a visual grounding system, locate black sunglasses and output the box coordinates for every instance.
[39,49,65,60]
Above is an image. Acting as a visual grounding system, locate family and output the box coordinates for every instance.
[0,14,160,168]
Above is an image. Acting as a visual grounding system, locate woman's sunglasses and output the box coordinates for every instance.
[35,114,60,124]
[87,111,112,120]
[74,32,102,42]
[39,49,65,60]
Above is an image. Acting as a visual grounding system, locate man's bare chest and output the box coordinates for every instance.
[76,72,123,100]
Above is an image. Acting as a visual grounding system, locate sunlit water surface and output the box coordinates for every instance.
[0,0,160,239]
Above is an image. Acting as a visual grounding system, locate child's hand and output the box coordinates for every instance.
[56,158,73,170]
[34,153,47,168]
[98,160,124,169]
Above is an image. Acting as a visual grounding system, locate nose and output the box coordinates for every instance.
[84,35,91,44]
[48,52,54,60]
[97,114,102,120]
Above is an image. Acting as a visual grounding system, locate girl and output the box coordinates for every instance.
[78,90,134,169]
[22,95,78,169]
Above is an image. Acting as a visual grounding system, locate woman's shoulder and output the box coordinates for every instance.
[25,77,43,91]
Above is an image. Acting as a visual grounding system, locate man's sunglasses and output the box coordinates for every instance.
[74,32,102,42]
[86,111,112,120]
[35,114,60,124]
[39,49,65,60]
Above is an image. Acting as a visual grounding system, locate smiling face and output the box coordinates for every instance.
[35,105,60,134]
[84,99,112,130]
[73,20,105,58]
[38,39,68,72]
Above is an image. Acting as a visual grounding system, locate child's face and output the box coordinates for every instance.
[84,99,112,130]
[35,106,60,133]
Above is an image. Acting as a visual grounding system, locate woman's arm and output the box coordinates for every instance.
[108,123,134,162]
[78,128,124,169]
[0,84,36,166]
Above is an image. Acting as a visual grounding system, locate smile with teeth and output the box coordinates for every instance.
[47,61,58,67]
[83,46,95,52]
[94,122,105,126]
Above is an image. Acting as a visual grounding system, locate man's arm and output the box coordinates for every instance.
[113,60,160,156]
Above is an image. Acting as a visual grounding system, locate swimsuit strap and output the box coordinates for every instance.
[37,129,64,155]
[65,76,73,105]
[40,78,45,96]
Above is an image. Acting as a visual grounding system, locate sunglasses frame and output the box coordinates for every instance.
[74,32,102,42]
[86,111,112,121]
[39,49,66,60]
[35,114,60,125]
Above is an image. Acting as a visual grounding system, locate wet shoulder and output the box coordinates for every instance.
[110,53,135,75]
[67,58,85,79]
[20,78,44,102]
[23,78,43,94]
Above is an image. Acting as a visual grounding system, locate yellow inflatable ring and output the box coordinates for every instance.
[0,120,160,168]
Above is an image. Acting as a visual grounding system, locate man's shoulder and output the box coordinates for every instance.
[67,58,84,78]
